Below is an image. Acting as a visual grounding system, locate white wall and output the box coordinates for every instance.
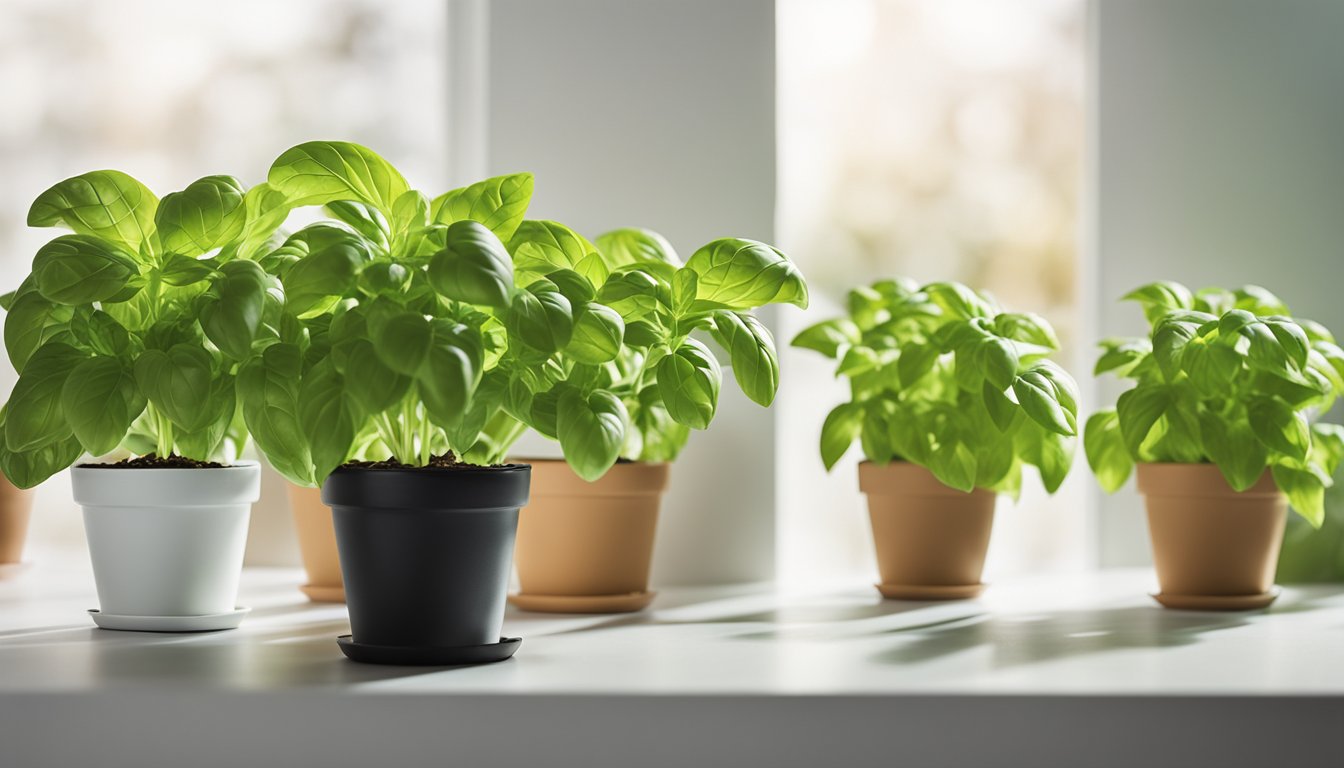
[482,0,779,585]
[1093,0,1344,564]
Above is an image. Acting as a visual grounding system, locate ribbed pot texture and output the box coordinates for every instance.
[514,460,670,597]
[73,463,259,617]
[1137,463,1287,596]
[858,461,997,589]
[323,464,530,648]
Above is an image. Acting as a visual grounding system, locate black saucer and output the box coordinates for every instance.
[336,635,521,666]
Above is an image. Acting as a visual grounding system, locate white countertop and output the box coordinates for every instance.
[1,560,1342,767]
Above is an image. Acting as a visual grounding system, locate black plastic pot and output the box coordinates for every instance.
[322,464,530,664]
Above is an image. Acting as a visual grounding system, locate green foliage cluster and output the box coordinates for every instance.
[1085,282,1344,525]
[793,279,1079,495]
[0,141,808,488]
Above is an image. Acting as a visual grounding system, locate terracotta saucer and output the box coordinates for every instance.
[509,591,656,614]
[300,583,347,603]
[1150,588,1281,611]
[875,583,985,601]
[88,606,250,632]
[337,635,520,666]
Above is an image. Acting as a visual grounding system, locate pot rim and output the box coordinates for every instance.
[1135,462,1280,497]
[322,462,531,510]
[514,458,671,496]
[72,460,261,507]
[858,460,996,499]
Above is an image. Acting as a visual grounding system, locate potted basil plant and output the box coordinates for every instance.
[508,226,808,614]
[245,141,664,664]
[1086,282,1344,610]
[0,170,287,630]
[793,279,1080,599]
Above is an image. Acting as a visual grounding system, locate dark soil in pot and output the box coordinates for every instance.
[322,461,530,652]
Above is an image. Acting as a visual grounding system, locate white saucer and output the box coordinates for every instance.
[0,562,32,580]
[88,606,251,632]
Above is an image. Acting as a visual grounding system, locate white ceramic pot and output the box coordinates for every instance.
[72,462,259,622]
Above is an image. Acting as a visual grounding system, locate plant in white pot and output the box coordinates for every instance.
[0,170,287,631]
[507,227,808,613]
[1086,282,1344,609]
[793,279,1080,599]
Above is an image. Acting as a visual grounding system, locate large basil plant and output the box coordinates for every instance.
[793,279,1080,495]
[244,141,808,485]
[0,171,288,487]
[1085,282,1344,525]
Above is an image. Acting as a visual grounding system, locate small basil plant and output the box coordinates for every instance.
[0,171,289,487]
[241,142,808,486]
[1085,282,1344,525]
[793,279,1080,495]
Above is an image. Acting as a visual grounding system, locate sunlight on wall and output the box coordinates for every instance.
[776,0,1089,590]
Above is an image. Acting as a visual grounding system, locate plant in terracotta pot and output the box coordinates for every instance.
[1085,282,1344,610]
[793,279,1080,599]
[507,227,809,614]
[0,170,287,630]
[243,141,663,663]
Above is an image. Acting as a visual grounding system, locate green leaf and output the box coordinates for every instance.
[418,321,484,425]
[1199,413,1268,491]
[1031,425,1075,494]
[239,342,314,486]
[924,281,994,320]
[1152,318,1199,380]
[200,260,268,360]
[656,338,722,430]
[567,303,625,364]
[430,172,533,242]
[1273,464,1325,527]
[1094,337,1151,376]
[994,312,1059,348]
[983,381,1019,432]
[820,402,863,470]
[791,318,860,358]
[1013,370,1076,436]
[69,309,132,357]
[155,175,247,254]
[1264,317,1310,370]
[1085,410,1133,492]
[684,238,809,310]
[671,269,698,317]
[269,141,409,216]
[282,234,367,318]
[236,183,292,260]
[134,345,215,432]
[897,343,940,388]
[711,311,779,407]
[595,228,681,268]
[370,311,432,376]
[60,356,145,456]
[388,190,429,254]
[1247,396,1310,460]
[980,337,1019,391]
[28,170,158,251]
[298,359,355,482]
[506,285,574,355]
[4,343,84,452]
[1115,385,1171,455]
[597,269,664,319]
[32,235,140,305]
[0,428,82,489]
[340,339,411,414]
[427,220,514,308]
[557,388,627,481]
[325,200,390,251]
[511,220,598,275]
[1180,336,1242,396]
[159,253,217,287]
[4,289,75,372]
[1122,281,1194,323]
[929,441,977,492]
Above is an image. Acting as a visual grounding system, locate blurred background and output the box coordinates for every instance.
[1,0,1340,584]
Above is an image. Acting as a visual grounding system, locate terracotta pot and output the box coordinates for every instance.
[510,460,670,613]
[858,461,997,600]
[0,477,35,569]
[1137,463,1287,609]
[287,484,345,602]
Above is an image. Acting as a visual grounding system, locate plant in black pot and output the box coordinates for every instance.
[0,169,288,630]
[245,141,633,664]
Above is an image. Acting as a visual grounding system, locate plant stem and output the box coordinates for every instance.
[419,405,432,466]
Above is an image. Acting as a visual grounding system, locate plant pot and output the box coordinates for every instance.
[72,462,259,631]
[0,477,35,576]
[1137,463,1287,610]
[510,460,669,614]
[287,484,345,602]
[858,461,996,600]
[323,464,530,666]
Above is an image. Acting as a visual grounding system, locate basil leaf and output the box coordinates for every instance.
[711,310,779,407]
[684,238,808,311]
[430,172,533,242]
[418,321,484,425]
[567,303,625,364]
[28,170,159,252]
[239,343,314,486]
[557,388,627,481]
[427,220,514,308]
[820,402,863,470]
[269,141,409,216]
[134,345,215,432]
[32,235,140,305]
[200,260,268,360]
[791,318,860,358]
[61,356,145,456]
[1084,410,1133,493]
[655,338,721,430]
[298,359,356,482]
[155,175,247,255]
[4,343,84,452]
[595,228,681,268]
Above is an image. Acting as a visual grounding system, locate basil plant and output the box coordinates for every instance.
[793,279,1080,495]
[244,141,809,485]
[1085,282,1344,526]
[0,170,289,487]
